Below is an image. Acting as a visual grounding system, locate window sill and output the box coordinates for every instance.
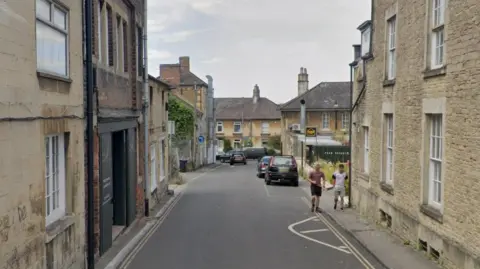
[233,132,242,134]
[261,132,270,135]
[383,79,396,87]
[37,71,72,84]
[423,66,447,79]
[45,214,75,243]
[420,204,443,223]
[380,182,394,195]
[361,53,374,61]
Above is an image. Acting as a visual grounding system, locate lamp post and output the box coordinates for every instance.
[300,99,306,169]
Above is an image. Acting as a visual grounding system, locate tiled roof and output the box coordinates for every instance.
[180,71,207,86]
[215,97,281,120]
[280,81,351,111]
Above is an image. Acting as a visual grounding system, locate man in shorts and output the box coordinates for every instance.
[308,163,325,213]
[332,164,348,210]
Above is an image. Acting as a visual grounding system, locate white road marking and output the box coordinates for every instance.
[300,229,329,234]
[300,197,375,269]
[288,217,351,254]
[263,183,271,197]
[339,246,348,249]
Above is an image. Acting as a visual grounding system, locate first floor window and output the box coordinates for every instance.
[428,114,443,207]
[385,114,394,184]
[387,16,396,79]
[45,134,66,225]
[363,127,369,173]
[431,29,445,68]
[216,121,224,133]
[233,139,241,149]
[36,0,69,76]
[233,122,242,133]
[261,122,269,134]
[150,145,157,191]
[322,113,330,129]
[341,113,349,129]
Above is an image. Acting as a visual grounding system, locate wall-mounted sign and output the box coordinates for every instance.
[305,127,317,137]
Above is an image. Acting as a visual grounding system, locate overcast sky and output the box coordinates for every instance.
[147,0,371,104]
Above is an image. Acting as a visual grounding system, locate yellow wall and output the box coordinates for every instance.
[171,85,207,113]
[216,119,281,148]
[281,111,350,133]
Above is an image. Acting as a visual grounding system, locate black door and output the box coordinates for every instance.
[112,130,127,226]
[126,128,137,225]
[99,133,113,255]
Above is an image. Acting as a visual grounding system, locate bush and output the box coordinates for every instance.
[223,139,233,152]
[267,148,276,156]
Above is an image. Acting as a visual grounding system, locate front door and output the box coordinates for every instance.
[99,133,113,255]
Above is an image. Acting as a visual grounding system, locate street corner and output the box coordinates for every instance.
[288,216,352,255]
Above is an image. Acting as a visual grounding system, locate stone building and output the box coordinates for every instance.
[88,0,146,257]
[350,1,480,268]
[0,0,85,268]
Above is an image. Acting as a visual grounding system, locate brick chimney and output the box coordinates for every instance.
[159,64,181,85]
[179,56,190,72]
[297,67,309,96]
[252,84,260,104]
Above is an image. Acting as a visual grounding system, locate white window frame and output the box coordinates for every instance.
[216,121,224,133]
[150,145,157,192]
[385,114,394,184]
[97,0,102,62]
[159,140,165,182]
[233,139,241,149]
[35,0,69,76]
[341,113,349,129]
[322,113,330,129]
[387,16,396,79]
[45,134,66,225]
[428,114,443,208]
[233,121,242,133]
[361,28,371,56]
[261,122,270,134]
[431,0,445,69]
[363,127,369,173]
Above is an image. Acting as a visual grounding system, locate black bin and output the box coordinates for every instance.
[179,160,188,172]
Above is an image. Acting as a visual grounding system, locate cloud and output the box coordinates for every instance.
[158,30,197,43]
[148,49,173,60]
[201,57,224,64]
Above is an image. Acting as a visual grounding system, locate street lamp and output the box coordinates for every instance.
[300,99,306,171]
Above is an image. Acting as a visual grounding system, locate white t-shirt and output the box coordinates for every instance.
[333,171,348,188]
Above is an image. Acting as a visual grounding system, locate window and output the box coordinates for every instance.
[428,114,443,207]
[387,16,396,79]
[262,140,268,147]
[261,122,269,134]
[106,5,113,66]
[233,139,241,149]
[36,0,68,76]
[322,113,330,129]
[363,127,369,173]
[233,122,242,133]
[104,3,109,65]
[116,16,122,71]
[341,113,349,129]
[150,145,157,192]
[384,114,394,184]
[361,28,371,56]
[137,26,143,77]
[159,140,165,182]
[122,20,128,72]
[45,134,66,225]
[431,0,445,68]
[216,121,224,133]
[97,0,102,62]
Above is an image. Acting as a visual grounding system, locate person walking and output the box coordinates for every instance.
[332,164,348,210]
[308,163,325,213]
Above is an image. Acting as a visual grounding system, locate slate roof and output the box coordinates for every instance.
[180,71,207,86]
[279,81,351,111]
[215,97,281,120]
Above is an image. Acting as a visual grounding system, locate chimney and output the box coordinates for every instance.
[179,56,190,72]
[252,84,260,104]
[297,67,309,96]
[353,45,361,61]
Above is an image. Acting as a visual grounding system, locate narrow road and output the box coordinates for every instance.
[123,161,385,269]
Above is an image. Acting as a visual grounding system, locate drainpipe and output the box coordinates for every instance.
[348,63,354,208]
[84,0,95,268]
[142,0,150,217]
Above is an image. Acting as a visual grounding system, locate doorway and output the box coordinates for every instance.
[112,130,127,240]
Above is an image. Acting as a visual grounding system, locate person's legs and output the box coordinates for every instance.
[310,186,316,212]
[333,187,340,209]
[339,187,345,210]
[315,187,322,212]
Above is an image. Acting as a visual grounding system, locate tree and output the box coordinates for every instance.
[223,139,233,152]
[168,95,195,141]
[267,135,281,150]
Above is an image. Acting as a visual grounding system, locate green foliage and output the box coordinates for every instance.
[223,139,233,152]
[243,138,253,147]
[168,95,195,140]
[267,148,276,156]
[268,135,281,150]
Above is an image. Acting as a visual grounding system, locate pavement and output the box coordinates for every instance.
[99,161,441,269]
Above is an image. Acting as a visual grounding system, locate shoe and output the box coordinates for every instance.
[311,204,315,212]
[316,207,322,213]
[334,203,337,210]
[341,207,344,211]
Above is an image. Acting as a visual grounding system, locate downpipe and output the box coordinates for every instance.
[142,0,150,217]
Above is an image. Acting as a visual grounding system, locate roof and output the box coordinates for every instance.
[279,81,351,111]
[180,71,207,87]
[215,97,281,120]
[149,75,173,88]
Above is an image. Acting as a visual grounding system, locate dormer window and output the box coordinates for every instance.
[361,27,371,56]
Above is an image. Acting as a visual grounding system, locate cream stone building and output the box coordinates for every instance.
[350,1,480,268]
[0,0,85,268]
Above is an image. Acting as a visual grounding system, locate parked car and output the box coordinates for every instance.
[243,147,268,160]
[264,155,299,186]
[230,152,247,165]
[256,156,272,178]
[218,150,244,163]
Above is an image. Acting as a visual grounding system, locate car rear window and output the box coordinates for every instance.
[273,156,293,166]
[262,157,271,163]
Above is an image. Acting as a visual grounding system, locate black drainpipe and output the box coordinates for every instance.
[348,63,354,208]
[84,0,95,268]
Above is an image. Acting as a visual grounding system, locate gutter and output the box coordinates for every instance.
[142,0,150,217]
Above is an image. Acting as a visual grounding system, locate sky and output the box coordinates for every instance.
[147,0,371,104]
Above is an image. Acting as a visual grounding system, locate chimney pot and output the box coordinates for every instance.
[253,84,260,103]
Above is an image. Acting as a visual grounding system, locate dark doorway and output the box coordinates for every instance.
[99,133,113,255]
[112,130,128,240]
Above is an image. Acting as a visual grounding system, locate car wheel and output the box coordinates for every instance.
[256,173,259,178]
[266,179,271,185]
[244,162,247,165]
[292,181,299,187]
[221,159,224,163]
